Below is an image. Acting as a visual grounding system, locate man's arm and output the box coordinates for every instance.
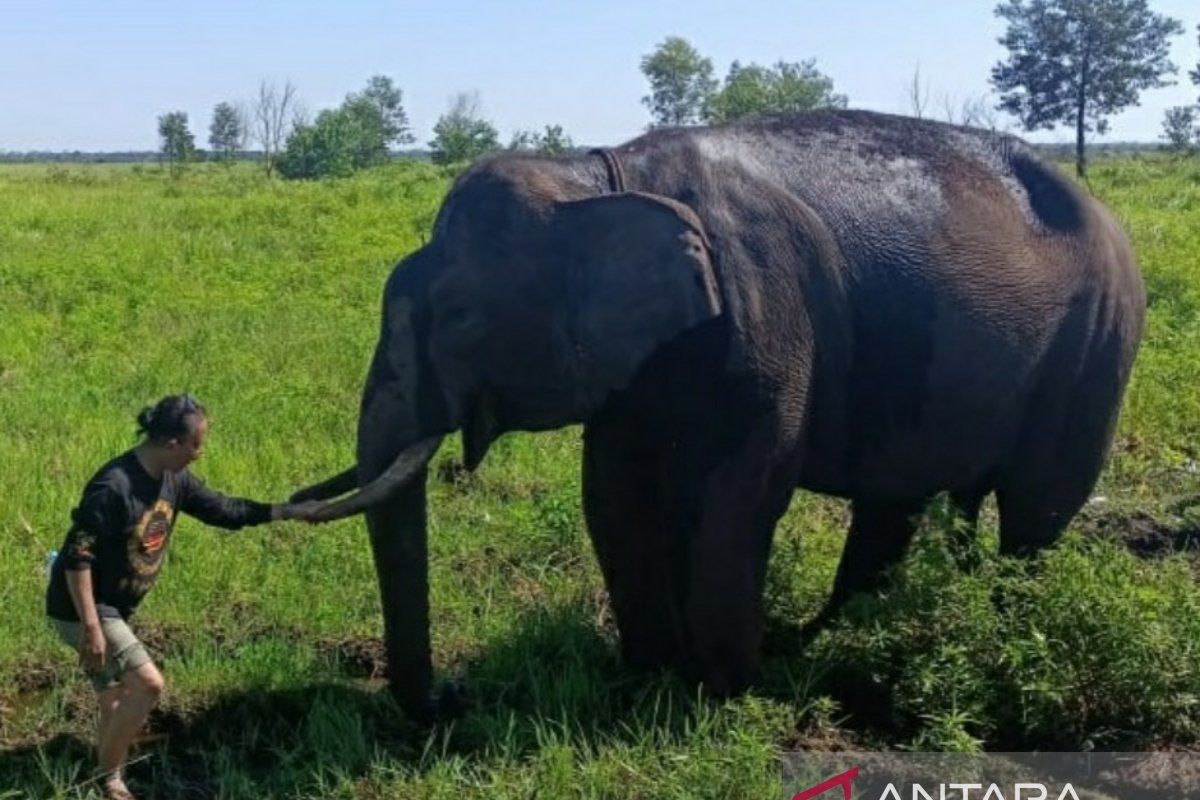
[178,471,273,530]
[59,484,124,668]
[179,471,323,528]
[64,568,105,669]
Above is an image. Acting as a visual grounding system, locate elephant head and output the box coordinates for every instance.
[293,156,722,716]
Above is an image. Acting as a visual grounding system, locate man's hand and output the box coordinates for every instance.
[274,500,327,523]
[80,622,106,671]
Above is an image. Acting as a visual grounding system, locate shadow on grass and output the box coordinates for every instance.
[0,733,95,797]
[1,605,828,799]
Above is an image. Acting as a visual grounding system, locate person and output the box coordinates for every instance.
[44,394,323,800]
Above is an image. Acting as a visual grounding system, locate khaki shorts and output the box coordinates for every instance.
[50,617,153,691]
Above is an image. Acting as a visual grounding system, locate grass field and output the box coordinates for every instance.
[1,156,1198,799]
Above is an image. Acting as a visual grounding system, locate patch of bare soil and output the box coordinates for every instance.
[132,619,192,657]
[782,717,864,753]
[10,662,59,694]
[2,662,70,740]
[315,635,388,679]
[1077,499,1200,561]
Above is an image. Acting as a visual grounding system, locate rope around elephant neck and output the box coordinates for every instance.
[588,148,626,194]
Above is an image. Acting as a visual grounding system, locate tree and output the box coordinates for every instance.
[208,102,245,163]
[906,64,931,119]
[1161,106,1197,153]
[278,76,419,179]
[640,37,717,127]
[705,59,847,123]
[1192,24,1200,96]
[341,75,414,167]
[428,93,500,165]
[278,108,365,179]
[991,0,1183,178]
[157,111,195,165]
[252,79,298,177]
[344,76,414,146]
[507,124,574,154]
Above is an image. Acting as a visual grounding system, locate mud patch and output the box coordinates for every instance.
[11,662,60,694]
[1,662,67,741]
[134,619,192,658]
[1077,501,1200,560]
[316,635,388,679]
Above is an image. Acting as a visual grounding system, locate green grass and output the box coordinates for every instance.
[1,156,1198,798]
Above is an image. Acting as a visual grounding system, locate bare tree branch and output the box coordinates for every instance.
[252,79,298,178]
[905,64,930,119]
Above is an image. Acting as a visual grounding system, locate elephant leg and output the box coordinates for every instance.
[364,476,435,720]
[996,374,1125,556]
[800,498,922,645]
[682,442,798,696]
[995,456,1101,556]
[582,423,686,671]
[995,313,1132,556]
[827,498,924,608]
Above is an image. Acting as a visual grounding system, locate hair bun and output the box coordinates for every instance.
[134,394,205,442]
[136,406,155,433]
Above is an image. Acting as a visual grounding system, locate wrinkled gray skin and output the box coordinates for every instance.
[294,111,1145,719]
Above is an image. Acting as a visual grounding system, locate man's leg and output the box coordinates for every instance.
[96,661,163,799]
[96,682,126,753]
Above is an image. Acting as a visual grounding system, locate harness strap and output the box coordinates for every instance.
[588,147,626,193]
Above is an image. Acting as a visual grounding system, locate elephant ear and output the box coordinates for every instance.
[555,191,723,411]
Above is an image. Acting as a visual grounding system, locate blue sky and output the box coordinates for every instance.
[2,0,1197,151]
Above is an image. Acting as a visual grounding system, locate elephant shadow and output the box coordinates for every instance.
[1,606,858,800]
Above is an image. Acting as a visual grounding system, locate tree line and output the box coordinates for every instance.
[155,79,573,180]
[155,41,851,181]
[149,0,1197,180]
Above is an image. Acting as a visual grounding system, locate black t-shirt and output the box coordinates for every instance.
[46,449,272,621]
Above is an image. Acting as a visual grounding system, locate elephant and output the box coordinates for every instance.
[293,110,1146,719]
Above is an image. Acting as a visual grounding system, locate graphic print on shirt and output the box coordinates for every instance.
[67,529,97,563]
[120,496,176,597]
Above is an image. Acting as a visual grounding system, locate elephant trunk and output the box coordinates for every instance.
[289,466,358,503]
[303,437,442,522]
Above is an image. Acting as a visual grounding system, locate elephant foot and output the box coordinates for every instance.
[390,679,469,724]
[435,679,469,719]
[797,604,840,645]
[682,641,761,698]
[620,634,684,675]
[686,665,757,699]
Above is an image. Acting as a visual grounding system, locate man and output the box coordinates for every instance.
[46,394,323,800]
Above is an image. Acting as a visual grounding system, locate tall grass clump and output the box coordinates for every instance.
[809,530,1200,750]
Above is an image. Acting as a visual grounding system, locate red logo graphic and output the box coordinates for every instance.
[141,512,170,554]
[791,767,860,800]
